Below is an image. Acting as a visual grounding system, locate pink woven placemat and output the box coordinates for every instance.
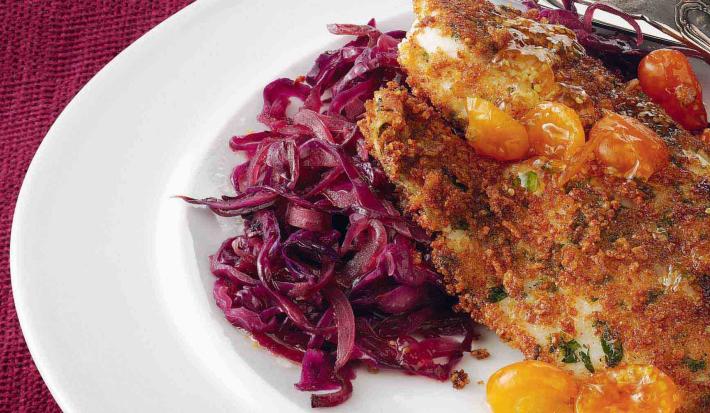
[0,2,192,411]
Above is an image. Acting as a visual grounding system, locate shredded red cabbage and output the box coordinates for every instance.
[182,20,475,408]
[525,1,643,56]
[526,0,710,70]
[523,0,661,77]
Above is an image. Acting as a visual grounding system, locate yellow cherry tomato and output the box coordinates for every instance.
[559,112,669,185]
[638,49,707,131]
[523,102,585,159]
[575,364,681,413]
[487,360,579,413]
[466,97,530,161]
[592,112,670,179]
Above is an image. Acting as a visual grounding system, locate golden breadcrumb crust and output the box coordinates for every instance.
[360,83,710,412]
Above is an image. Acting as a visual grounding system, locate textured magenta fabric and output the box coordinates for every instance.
[0,2,192,411]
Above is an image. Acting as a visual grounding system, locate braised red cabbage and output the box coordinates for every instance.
[525,1,642,56]
[183,3,669,406]
[525,0,710,79]
[182,20,475,408]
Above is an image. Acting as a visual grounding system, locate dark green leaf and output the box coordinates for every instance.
[572,211,586,229]
[646,289,663,305]
[634,179,656,200]
[518,171,539,192]
[580,346,595,373]
[600,324,623,367]
[376,122,390,138]
[683,356,706,372]
[487,286,508,303]
[560,339,580,363]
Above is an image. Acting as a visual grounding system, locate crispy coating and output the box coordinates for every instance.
[360,83,710,412]
[471,348,491,360]
[370,1,710,411]
[398,0,709,154]
[451,369,470,389]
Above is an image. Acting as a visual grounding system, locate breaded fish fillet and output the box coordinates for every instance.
[358,2,710,410]
[400,0,630,131]
[362,84,710,412]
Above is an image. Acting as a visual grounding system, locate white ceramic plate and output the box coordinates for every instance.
[11,1,710,412]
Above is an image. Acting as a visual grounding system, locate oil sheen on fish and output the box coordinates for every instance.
[358,1,710,411]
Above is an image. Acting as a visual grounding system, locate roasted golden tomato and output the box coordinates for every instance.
[466,97,530,161]
[558,112,670,185]
[523,102,585,159]
[638,49,707,131]
[592,112,670,179]
[487,361,578,413]
[576,364,681,413]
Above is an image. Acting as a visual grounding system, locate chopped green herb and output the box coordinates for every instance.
[443,168,468,192]
[646,289,663,305]
[487,286,508,303]
[670,154,685,168]
[572,211,586,229]
[452,218,470,231]
[560,339,581,363]
[376,122,390,137]
[634,179,655,200]
[683,356,706,372]
[600,324,624,367]
[658,215,673,227]
[564,178,590,194]
[518,171,540,192]
[656,215,673,235]
[580,345,595,373]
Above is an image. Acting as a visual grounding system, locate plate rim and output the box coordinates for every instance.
[9,1,415,411]
[12,1,704,411]
[9,2,212,410]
